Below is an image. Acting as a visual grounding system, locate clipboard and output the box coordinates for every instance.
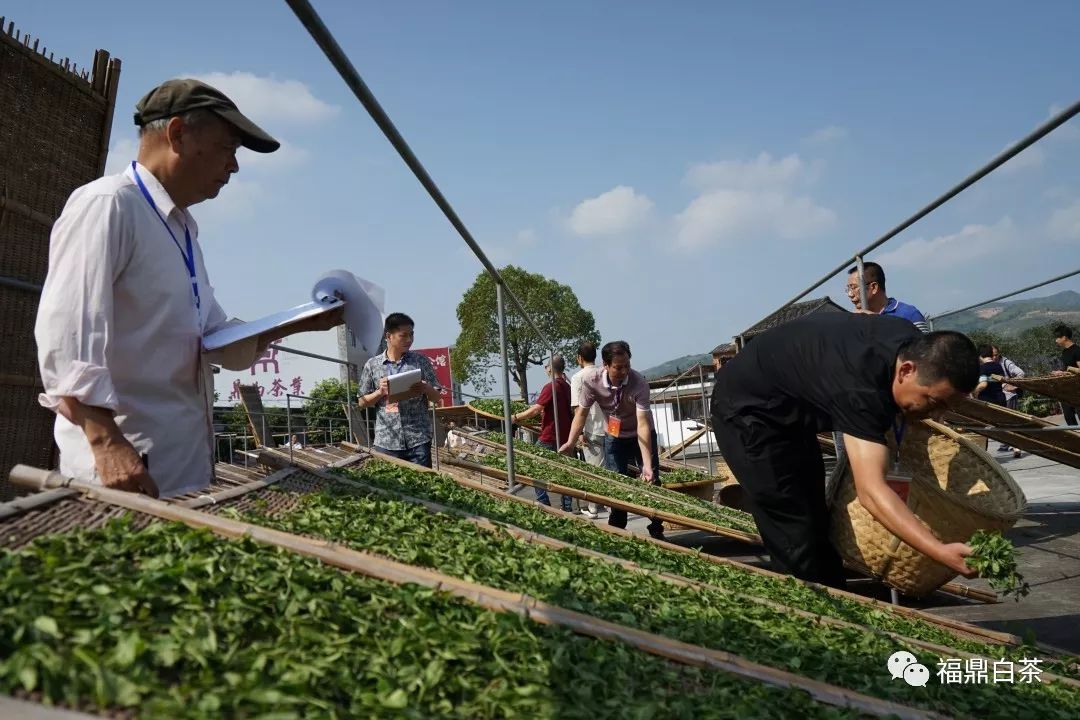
[386,368,422,403]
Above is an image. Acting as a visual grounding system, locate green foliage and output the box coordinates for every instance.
[337,462,1078,679]
[468,398,531,418]
[968,530,1031,602]
[451,266,600,399]
[1,520,848,718]
[308,466,1080,715]
[306,378,362,443]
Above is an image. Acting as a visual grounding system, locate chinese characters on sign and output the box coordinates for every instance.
[888,651,1042,687]
[413,346,455,407]
[226,339,304,402]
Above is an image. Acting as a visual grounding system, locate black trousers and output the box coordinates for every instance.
[603,432,665,537]
[1063,403,1078,427]
[711,414,846,588]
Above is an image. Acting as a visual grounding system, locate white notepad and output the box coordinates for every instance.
[386,368,422,401]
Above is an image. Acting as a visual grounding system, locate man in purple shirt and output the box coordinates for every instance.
[846,262,929,333]
[560,341,665,539]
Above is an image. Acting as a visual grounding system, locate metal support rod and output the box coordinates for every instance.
[697,364,715,475]
[269,343,351,366]
[759,98,1080,322]
[946,424,1080,434]
[855,255,869,314]
[550,346,561,451]
[890,588,900,606]
[228,434,234,465]
[432,402,440,471]
[496,285,517,491]
[344,362,354,443]
[0,275,42,293]
[928,267,1080,321]
[286,394,293,462]
[284,0,553,351]
[674,377,688,468]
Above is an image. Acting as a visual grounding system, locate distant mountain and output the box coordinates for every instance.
[933,290,1080,336]
[642,290,1080,380]
[642,353,712,380]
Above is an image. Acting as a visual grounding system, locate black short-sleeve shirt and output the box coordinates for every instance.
[711,313,921,444]
[1062,344,1080,372]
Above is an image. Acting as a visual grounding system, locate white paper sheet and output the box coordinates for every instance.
[202,270,385,365]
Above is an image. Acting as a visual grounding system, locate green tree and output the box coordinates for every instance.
[452,266,600,400]
[305,377,363,443]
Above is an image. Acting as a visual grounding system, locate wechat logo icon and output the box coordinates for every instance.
[888,650,930,687]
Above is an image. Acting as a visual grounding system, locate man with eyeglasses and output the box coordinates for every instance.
[846,262,929,333]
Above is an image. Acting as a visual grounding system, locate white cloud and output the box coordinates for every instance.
[187,72,339,125]
[237,140,310,172]
[998,142,1045,174]
[1048,200,1080,241]
[685,152,806,191]
[805,125,849,146]
[673,152,834,250]
[568,185,654,237]
[875,217,1016,269]
[104,137,140,175]
[674,189,835,250]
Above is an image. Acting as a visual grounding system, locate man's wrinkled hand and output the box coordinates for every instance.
[92,438,158,497]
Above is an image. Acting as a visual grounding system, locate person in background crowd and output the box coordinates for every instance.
[845,262,929,333]
[357,313,442,467]
[560,341,666,539]
[34,78,342,499]
[973,346,1007,407]
[992,345,1025,458]
[571,342,607,519]
[513,356,573,511]
[1053,324,1080,426]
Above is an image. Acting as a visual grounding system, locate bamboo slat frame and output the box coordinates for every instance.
[661,425,710,459]
[5,465,938,720]
[948,397,1080,469]
[463,432,735,521]
[993,367,1080,408]
[424,448,1028,646]
[259,458,1078,686]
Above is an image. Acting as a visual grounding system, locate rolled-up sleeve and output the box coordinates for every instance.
[35,193,126,412]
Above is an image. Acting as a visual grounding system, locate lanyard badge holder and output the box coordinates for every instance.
[884,418,912,503]
[605,380,623,437]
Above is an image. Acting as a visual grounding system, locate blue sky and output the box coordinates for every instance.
[9,1,1080,397]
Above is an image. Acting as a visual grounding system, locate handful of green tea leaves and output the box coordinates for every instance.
[967,530,1030,602]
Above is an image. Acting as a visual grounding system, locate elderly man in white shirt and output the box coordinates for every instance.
[35,79,342,498]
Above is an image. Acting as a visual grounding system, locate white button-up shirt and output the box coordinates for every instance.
[35,162,258,497]
[570,364,606,438]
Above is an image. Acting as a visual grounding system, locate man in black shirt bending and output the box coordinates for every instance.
[711,313,979,588]
[1054,324,1080,426]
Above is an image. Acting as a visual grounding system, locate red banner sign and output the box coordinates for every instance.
[414,346,454,407]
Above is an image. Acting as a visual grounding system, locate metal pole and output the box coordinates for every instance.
[697,364,714,475]
[497,285,517,491]
[243,434,248,467]
[928,267,1080,321]
[344,363,354,445]
[674,376,688,468]
[550,347,561,449]
[855,255,869,313]
[286,395,293,463]
[757,99,1080,322]
[283,0,553,351]
[228,434,234,465]
[432,401,440,471]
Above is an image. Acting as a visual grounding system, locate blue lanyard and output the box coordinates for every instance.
[131,162,201,314]
[892,417,906,465]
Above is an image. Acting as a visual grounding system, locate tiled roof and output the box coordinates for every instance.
[739,296,847,338]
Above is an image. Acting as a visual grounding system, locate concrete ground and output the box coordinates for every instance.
[549,442,1079,655]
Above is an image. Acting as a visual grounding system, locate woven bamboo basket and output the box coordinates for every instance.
[829,419,1026,597]
[998,367,1080,407]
